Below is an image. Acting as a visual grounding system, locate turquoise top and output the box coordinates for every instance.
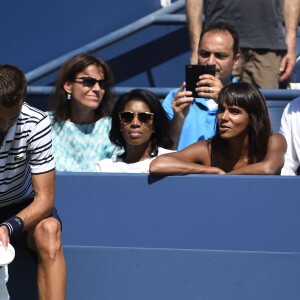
[47,112,119,172]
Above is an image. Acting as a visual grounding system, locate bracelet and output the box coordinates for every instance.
[0,216,24,237]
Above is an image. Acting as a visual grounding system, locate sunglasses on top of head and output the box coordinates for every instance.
[73,77,106,89]
[119,111,154,125]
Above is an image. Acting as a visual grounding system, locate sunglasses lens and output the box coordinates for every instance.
[119,112,134,124]
[79,77,106,89]
[138,113,153,124]
[119,112,153,125]
[98,80,106,89]
[81,78,96,87]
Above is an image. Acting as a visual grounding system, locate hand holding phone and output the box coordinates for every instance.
[185,64,216,98]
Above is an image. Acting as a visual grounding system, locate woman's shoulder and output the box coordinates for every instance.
[268,133,287,149]
[96,156,122,172]
[94,116,112,130]
[269,132,286,142]
[97,116,111,124]
[161,140,210,164]
[184,140,211,152]
[182,140,212,163]
[97,156,152,173]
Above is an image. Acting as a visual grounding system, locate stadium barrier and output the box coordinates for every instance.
[8,173,300,300]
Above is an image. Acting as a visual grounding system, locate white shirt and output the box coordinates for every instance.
[96,147,174,173]
[279,97,300,175]
[0,103,55,207]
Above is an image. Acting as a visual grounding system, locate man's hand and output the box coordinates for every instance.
[195,74,223,100]
[172,82,194,118]
[279,51,296,82]
[0,226,10,248]
[168,82,194,149]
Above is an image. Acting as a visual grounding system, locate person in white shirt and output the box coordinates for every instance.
[96,89,174,173]
[279,97,300,175]
[0,64,66,300]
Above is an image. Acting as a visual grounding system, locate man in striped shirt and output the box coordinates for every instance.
[0,65,66,300]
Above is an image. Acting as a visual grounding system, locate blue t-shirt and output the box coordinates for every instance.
[163,78,237,150]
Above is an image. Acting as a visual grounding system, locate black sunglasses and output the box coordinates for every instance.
[74,77,106,89]
[119,111,154,125]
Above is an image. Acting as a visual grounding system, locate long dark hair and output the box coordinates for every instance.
[49,53,115,123]
[110,89,173,156]
[213,82,272,163]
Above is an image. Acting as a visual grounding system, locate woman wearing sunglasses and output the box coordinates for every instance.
[47,53,119,171]
[150,82,286,175]
[95,89,174,173]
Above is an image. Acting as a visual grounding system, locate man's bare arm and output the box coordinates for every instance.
[186,0,203,64]
[279,0,300,81]
[17,170,55,231]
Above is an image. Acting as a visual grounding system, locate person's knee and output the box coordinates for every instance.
[31,218,62,259]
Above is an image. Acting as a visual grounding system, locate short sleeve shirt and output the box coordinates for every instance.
[0,103,55,207]
[163,89,218,150]
[96,147,174,173]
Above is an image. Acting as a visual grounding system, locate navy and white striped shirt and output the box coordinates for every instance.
[0,103,55,207]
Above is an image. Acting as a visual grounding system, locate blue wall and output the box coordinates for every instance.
[0,0,164,72]
[1,0,188,88]
[8,173,300,299]
[1,1,300,89]
[54,173,300,252]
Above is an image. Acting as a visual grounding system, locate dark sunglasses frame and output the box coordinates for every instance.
[74,77,106,89]
[119,111,154,125]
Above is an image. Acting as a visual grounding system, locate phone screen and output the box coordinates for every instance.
[185,64,216,98]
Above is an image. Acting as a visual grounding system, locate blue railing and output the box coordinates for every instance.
[27,85,300,101]
[25,0,185,84]
[24,0,300,103]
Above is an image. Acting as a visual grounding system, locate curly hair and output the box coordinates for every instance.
[110,89,173,156]
[0,64,27,107]
[49,53,115,123]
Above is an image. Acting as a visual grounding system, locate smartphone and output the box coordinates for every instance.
[185,64,216,98]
